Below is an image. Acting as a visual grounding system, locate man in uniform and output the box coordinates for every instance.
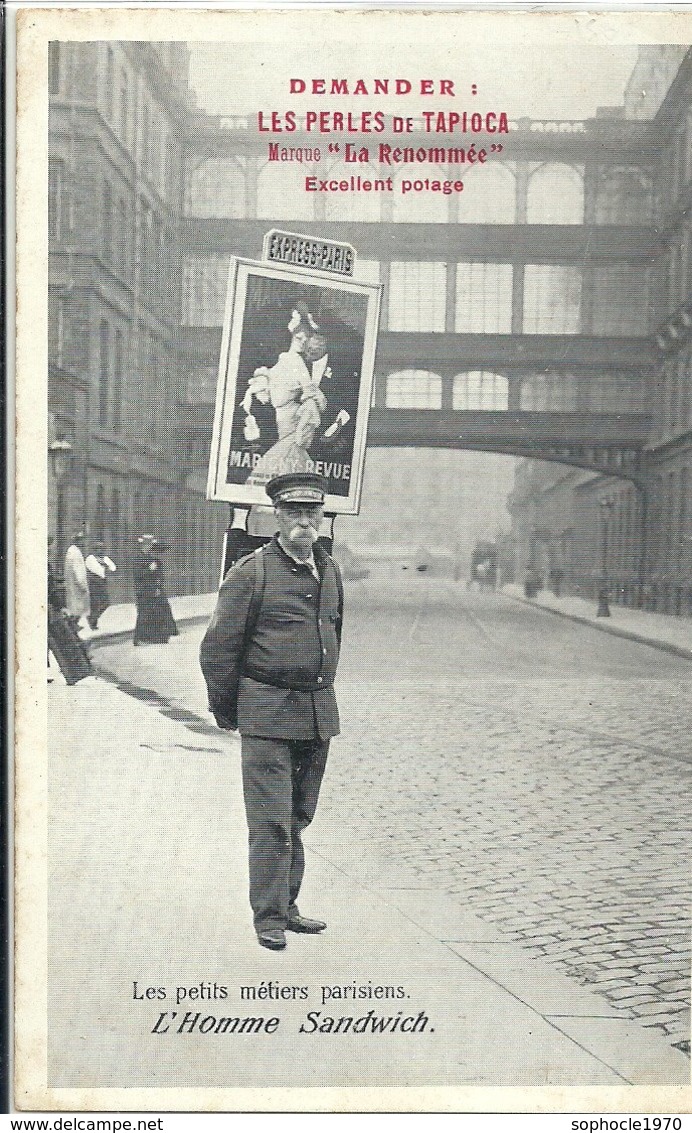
[200,472,343,951]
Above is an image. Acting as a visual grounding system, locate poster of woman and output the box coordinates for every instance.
[206,257,382,513]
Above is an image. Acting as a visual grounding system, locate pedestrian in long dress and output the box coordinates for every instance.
[85,541,117,629]
[63,532,90,635]
[133,536,178,645]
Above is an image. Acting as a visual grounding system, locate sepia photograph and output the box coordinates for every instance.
[13,6,692,1113]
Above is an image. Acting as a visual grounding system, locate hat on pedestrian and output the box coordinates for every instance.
[266,472,328,506]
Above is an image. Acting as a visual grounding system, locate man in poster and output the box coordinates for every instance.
[199,471,344,951]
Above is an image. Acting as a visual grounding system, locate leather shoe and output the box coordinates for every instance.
[257,929,286,950]
[287,915,326,934]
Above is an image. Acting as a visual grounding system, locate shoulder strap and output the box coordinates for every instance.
[321,551,344,624]
[242,547,266,656]
[331,555,344,619]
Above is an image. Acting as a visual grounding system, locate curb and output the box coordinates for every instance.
[88,611,211,650]
[503,591,692,663]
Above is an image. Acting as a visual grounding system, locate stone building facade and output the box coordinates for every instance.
[508,48,692,615]
[48,41,227,598]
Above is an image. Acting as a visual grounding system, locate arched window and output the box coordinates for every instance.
[324,162,382,221]
[458,164,515,223]
[388,262,446,331]
[385,370,442,408]
[455,263,513,332]
[392,168,449,223]
[186,158,245,218]
[527,163,584,224]
[453,372,508,410]
[257,162,313,221]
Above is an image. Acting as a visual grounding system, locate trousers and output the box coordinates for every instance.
[240,735,329,932]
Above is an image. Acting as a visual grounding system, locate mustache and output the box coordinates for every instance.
[289,524,319,541]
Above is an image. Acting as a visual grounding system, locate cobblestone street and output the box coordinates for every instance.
[90,574,692,1058]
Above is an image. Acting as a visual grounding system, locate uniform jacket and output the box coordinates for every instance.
[199,536,343,741]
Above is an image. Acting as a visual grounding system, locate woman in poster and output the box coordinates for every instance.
[245,304,329,487]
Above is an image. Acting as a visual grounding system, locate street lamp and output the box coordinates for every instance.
[48,436,73,481]
[597,497,615,617]
[48,436,73,561]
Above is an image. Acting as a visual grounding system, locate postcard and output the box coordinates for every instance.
[13,4,692,1114]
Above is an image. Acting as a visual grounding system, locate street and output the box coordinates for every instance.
[87,575,692,1058]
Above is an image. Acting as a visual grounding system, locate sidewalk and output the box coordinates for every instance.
[46,671,690,1095]
[87,591,217,644]
[503,584,692,661]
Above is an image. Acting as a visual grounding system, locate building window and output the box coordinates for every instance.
[523,265,581,334]
[453,372,508,410]
[388,262,446,331]
[113,328,123,432]
[526,163,584,224]
[590,265,649,336]
[520,372,578,411]
[109,488,120,561]
[455,263,512,333]
[325,163,381,221]
[55,296,66,369]
[105,46,115,121]
[385,370,442,408]
[596,168,653,225]
[119,71,129,142]
[257,162,312,221]
[49,160,65,242]
[680,349,692,427]
[679,468,689,568]
[102,182,113,264]
[353,259,380,285]
[49,42,61,97]
[182,256,228,326]
[141,98,150,172]
[685,108,692,187]
[186,159,247,218]
[458,165,515,224]
[99,320,110,426]
[392,168,449,223]
[117,197,128,272]
[95,484,106,540]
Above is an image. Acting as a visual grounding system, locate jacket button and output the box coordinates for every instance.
[323,648,327,655]
[317,676,323,683]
